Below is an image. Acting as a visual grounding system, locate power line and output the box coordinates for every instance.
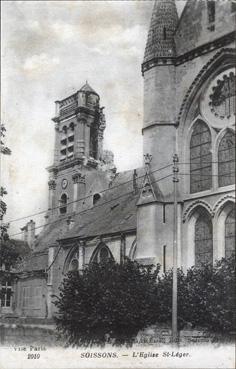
[5,161,235,227]
[6,162,172,225]
[9,173,173,239]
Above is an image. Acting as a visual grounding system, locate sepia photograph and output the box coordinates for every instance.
[0,0,235,368]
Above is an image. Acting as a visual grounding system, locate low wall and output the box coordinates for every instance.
[0,322,234,347]
[136,325,235,346]
[0,323,59,347]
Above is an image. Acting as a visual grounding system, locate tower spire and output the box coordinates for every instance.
[143,0,178,65]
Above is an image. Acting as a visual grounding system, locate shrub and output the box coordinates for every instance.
[54,255,235,346]
[155,255,235,332]
[54,259,160,347]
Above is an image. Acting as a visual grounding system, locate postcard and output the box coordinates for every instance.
[0,1,235,368]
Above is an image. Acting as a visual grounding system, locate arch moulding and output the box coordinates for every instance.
[213,195,235,215]
[183,200,214,223]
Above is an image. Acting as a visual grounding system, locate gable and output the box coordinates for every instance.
[175,0,235,55]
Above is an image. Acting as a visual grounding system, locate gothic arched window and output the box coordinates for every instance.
[91,244,114,264]
[60,194,67,214]
[190,121,212,193]
[100,247,109,263]
[195,208,213,266]
[225,208,235,258]
[218,130,235,187]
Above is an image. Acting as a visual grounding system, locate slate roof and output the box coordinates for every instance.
[16,250,48,272]
[61,168,146,241]
[8,239,31,256]
[79,82,99,96]
[16,166,164,272]
[143,0,178,62]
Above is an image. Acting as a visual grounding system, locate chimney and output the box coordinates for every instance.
[21,220,36,249]
[133,169,138,194]
[67,216,75,231]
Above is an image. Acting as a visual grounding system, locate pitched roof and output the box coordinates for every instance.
[16,250,48,272]
[143,0,178,62]
[33,166,163,248]
[61,168,146,240]
[79,82,99,96]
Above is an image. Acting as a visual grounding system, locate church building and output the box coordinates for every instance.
[1,0,235,321]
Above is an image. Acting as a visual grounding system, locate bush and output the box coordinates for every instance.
[156,255,235,332]
[54,255,235,347]
[54,259,160,347]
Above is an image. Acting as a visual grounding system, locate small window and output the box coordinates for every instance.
[163,26,167,40]
[163,245,166,273]
[93,193,101,205]
[62,126,67,134]
[69,122,75,131]
[60,194,68,214]
[231,1,236,13]
[207,0,215,31]
[162,204,166,223]
[1,281,12,307]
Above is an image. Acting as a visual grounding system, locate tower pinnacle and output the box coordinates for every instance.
[143,0,178,65]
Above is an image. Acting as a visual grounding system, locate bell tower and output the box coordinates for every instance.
[46,82,109,219]
[142,0,178,198]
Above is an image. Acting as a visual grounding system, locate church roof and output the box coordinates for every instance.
[16,167,164,272]
[61,168,145,240]
[79,82,99,96]
[143,0,178,63]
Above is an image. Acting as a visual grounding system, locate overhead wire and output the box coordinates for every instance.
[9,172,173,239]
[6,162,172,225]
[5,161,235,227]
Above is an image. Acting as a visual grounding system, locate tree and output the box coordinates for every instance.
[155,255,235,333]
[0,123,11,239]
[54,259,160,347]
[54,255,235,347]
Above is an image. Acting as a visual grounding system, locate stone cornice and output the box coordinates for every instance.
[142,32,235,75]
[47,156,99,173]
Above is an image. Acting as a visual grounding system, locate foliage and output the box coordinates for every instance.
[155,255,235,333]
[54,259,160,347]
[54,256,235,347]
[0,124,11,233]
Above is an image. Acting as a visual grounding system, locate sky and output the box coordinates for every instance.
[1,0,186,237]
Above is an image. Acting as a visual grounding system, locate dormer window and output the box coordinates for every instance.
[93,193,101,205]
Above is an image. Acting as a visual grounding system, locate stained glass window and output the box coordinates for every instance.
[195,209,213,266]
[190,120,212,193]
[225,209,235,258]
[92,244,114,264]
[218,130,235,187]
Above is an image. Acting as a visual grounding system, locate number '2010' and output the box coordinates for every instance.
[27,354,40,359]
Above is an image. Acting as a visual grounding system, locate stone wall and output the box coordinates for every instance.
[0,322,59,347]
